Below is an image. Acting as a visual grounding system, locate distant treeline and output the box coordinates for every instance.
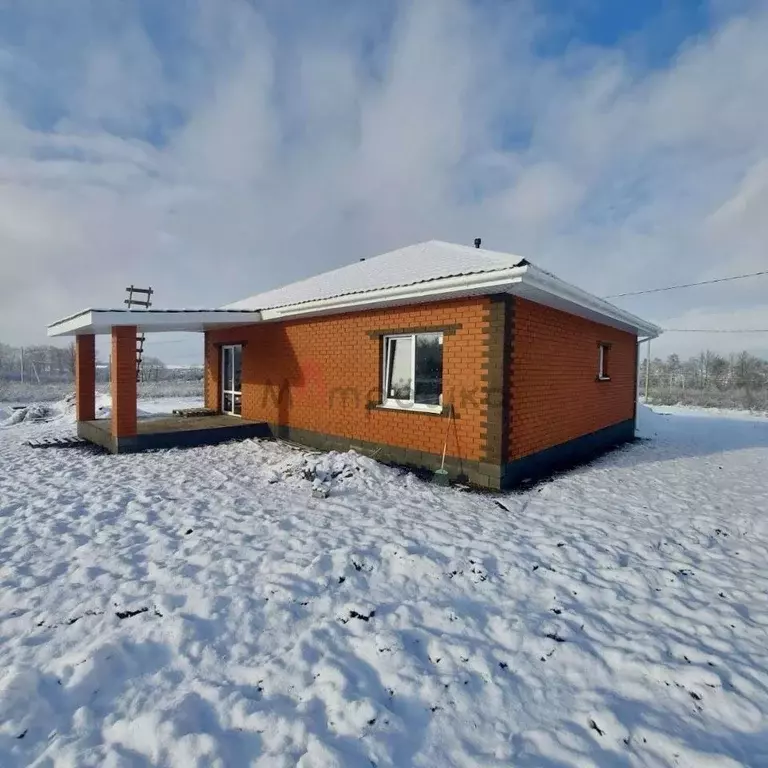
[642,350,768,411]
[0,342,202,384]
[0,342,75,383]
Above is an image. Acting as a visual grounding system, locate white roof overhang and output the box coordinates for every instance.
[516,265,662,338]
[47,309,263,337]
[255,265,662,338]
[48,266,661,340]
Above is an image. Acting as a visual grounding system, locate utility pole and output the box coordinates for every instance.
[20,347,24,384]
[30,356,41,385]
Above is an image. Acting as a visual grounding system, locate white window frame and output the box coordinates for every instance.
[381,332,444,413]
[221,344,243,415]
[597,343,611,381]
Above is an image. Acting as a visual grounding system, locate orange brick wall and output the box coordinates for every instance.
[75,334,96,422]
[205,298,494,463]
[111,326,138,437]
[509,298,637,461]
[204,336,218,412]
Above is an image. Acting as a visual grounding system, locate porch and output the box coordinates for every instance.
[47,308,264,454]
[78,413,270,454]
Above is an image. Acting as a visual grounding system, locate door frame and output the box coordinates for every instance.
[220,344,242,416]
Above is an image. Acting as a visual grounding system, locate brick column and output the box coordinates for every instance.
[75,334,96,422]
[203,333,220,411]
[111,326,137,438]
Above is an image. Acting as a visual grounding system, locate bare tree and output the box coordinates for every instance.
[66,342,77,380]
[141,356,167,383]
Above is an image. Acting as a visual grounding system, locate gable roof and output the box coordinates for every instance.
[226,240,661,338]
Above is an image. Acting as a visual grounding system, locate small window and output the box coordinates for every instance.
[598,343,611,381]
[383,332,443,409]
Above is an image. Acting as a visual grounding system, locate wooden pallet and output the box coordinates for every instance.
[171,408,217,418]
[25,437,90,449]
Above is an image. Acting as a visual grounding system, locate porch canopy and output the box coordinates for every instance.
[48,308,262,336]
[47,308,262,451]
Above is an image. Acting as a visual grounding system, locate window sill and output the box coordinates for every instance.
[371,402,450,417]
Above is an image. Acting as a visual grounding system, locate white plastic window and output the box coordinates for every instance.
[382,333,443,410]
[598,343,610,380]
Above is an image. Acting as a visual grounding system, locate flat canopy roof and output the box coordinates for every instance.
[47,309,263,337]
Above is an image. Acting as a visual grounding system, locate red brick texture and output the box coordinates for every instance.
[205,298,494,463]
[75,334,96,422]
[508,298,636,461]
[111,326,137,438]
[204,335,220,413]
[202,295,638,484]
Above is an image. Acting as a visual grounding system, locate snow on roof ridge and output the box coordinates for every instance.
[225,239,527,311]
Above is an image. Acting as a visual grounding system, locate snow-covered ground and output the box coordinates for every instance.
[1,401,767,767]
[0,394,198,426]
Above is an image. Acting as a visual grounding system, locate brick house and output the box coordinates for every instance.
[48,240,660,489]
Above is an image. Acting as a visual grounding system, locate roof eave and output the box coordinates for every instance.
[47,309,263,337]
[259,266,530,321]
[521,266,663,338]
[258,265,660,337]
[47,310,95,337]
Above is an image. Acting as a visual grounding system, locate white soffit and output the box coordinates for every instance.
[47,309,263,337]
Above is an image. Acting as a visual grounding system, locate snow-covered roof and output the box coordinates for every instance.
[226,241,527,311]
[226,240,661,338]
[47,240,661,338]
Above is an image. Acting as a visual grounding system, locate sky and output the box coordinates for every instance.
[1,0,767,365]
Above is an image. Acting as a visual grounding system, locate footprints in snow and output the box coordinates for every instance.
[342,609,376,624]
[35,605,162,629]
[448,559,488,582]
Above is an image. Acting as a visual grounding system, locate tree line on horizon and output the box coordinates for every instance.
[0,341,197,384]
[642,350,768,410]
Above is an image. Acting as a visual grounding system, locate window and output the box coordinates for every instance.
[383,332,443,410]
[598,343,610,381]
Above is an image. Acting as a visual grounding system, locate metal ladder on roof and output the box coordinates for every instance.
[125,285,153,382]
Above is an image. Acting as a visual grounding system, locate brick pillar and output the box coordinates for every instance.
[111,326,137,437]
[75,334,96,422]
[204,333,219,411]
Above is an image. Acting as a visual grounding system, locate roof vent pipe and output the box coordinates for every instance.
[474,238,482,249]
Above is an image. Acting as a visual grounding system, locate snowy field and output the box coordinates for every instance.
[0,379,204,405]
[1,400,767,767]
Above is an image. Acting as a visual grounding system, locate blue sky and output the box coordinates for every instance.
[539,0,711,52]
[1,0,767,362]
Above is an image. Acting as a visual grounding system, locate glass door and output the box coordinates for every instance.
[221,345,242,416]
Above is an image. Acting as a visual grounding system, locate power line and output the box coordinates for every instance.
[663,328,768,333]
[604,269,768,298]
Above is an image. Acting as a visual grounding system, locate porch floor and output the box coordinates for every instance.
[78,414,270,453]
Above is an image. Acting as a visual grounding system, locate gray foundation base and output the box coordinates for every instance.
[502,418,636,487]
[78,417,270,454]
[270,419,635,490]
[268,423,502,488]
[77,416,635,490]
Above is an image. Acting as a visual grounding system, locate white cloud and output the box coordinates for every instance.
[0,0,766,364]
